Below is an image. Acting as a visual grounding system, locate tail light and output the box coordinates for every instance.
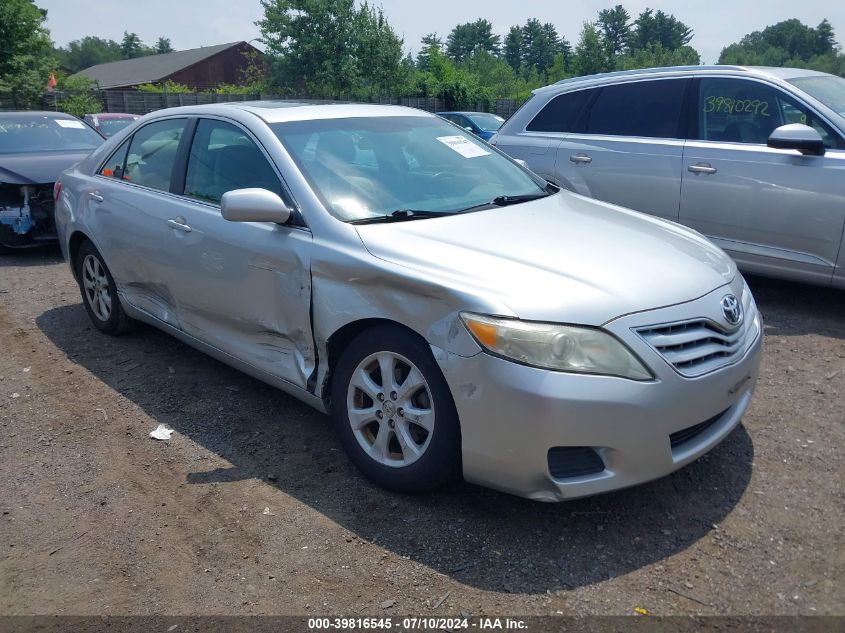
[53,180,63,201]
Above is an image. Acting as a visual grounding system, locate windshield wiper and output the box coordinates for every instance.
[490,192,550,206]
[350,209,456,225]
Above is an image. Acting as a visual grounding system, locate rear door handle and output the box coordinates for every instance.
[167,217,192,232]
[569,154,592,164]
[89,192,104,203]
[688,163,717,175]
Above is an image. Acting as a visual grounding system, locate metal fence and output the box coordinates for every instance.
[1,90,525,118]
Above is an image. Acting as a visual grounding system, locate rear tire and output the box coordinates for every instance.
[331,325,462,492]
[75,239,135,335]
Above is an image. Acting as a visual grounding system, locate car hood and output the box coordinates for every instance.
[0,151,93,185]
[355,191,736,325]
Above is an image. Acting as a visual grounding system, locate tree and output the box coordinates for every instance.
[417,33,443,71]
[521,19,558,78]
[718,18,844,76]
[155,37,174,54]
[629,8,693,52]
[258,0,406,96]
[573,22,613,76]
[503,26,523,71]
[0,0,56,107]
[120,31,145,59]
[446,19,500,63]
[597,5,631,57]
[617,43,700,71]
[56,36,122,72]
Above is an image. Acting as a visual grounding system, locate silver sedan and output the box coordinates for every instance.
[55,103,763,501]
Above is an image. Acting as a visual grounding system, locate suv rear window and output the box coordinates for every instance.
[526,90,591,133]
[585,79,687,139]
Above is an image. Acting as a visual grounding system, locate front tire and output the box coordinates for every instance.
[331,325,462,492]
[75,239,135,335]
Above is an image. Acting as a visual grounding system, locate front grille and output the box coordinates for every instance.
[670,409,727,449]
[635,315,754,378]
[548,447,605,479]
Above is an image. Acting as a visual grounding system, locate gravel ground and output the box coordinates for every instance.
[0,249,843,617]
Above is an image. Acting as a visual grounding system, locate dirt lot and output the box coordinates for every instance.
[0,249,843,617]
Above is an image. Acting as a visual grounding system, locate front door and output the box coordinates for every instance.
[679,76,845,285]
[165,117,315,390]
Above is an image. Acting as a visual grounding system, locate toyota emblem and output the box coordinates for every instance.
[721,294,743,326]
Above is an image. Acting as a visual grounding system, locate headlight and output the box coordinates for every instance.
[461,312,653,380]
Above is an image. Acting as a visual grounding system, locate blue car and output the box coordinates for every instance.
[436,111,505,141]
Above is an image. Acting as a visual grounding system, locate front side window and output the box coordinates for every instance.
[123,118,186,192]
[697,78,844,149]
[184,119,282,204]
[788,75,845,118]
[586,79,687,138]
[526,90,591,133]
[273,116,548,222]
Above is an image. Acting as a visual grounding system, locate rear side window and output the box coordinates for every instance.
[586,80,687,138]
[184,119,282,204]
[124,119,186,192]
[527,90,590,133]
[98,137,131,180]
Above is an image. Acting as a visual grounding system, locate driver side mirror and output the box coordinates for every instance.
[221,188,292,224]
[767,124,825,156]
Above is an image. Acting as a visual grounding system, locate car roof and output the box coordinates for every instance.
[437,111,494,116]
[90,112,138,119]
[537,65,834,94]
[0,111,80,120]
[140,102,437,124]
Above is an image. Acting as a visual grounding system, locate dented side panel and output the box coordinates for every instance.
[164,200,316,391]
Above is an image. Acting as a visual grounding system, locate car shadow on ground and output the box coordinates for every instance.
[746,274,844,340]
[0,246,63,271]
[37,303,753,594]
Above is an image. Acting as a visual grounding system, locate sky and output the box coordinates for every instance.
[39,0,845,65]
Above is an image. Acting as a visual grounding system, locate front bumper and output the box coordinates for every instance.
[437,284,763,501]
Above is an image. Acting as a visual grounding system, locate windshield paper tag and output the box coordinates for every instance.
[437,135,490,158]
[55,119,87,129]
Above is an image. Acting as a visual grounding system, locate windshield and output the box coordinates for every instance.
[467,112,505,132]
[98,117,137,137]
[273,116,546,222]
[0,115,104,154]
[788,75,845,118]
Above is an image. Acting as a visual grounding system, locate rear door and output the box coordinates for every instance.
[165,117,315,390]
[89,117,189,326]
[679,76,845,285]
[554,78,690,222]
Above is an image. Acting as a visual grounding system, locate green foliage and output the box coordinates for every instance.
[58,92,102,118]
[573,22,613,76]
[416,33,443,71]
[597,5,632,56]
[135,80,193,93]
[120,32,145,59]
[629,8,693,52]
[617,43,700,70]
[56,36,122,72]
[258,0,406,96]
[155,37,174,54]
[0,0,56,107]
[718,19,844,77]
[445,19,500,63]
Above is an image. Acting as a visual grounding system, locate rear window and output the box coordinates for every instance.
[585,79,687,139]
[0,115,103,154]
[526,90,590,133]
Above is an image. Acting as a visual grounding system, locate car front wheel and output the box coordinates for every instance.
[331,326,462,492]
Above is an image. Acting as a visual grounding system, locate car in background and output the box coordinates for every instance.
[55,102,761,501]
[437,111,505,141]
[0,111,104,251]
[492,66,845,290]
[83,113,139,138]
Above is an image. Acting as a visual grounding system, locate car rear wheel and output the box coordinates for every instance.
[76,240,135,335]
[331,325,462,492]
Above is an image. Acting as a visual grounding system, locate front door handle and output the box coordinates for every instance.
[167,217,192,233]
[570,153,593,164]
[688,163,717,175]
[89,192,104,203]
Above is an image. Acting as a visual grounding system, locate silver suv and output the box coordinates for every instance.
[493,66,845,290]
